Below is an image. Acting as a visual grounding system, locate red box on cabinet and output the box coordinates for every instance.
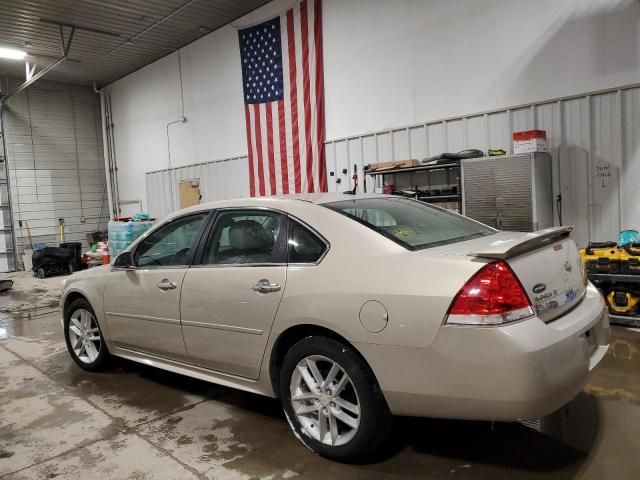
[513,130,548,154]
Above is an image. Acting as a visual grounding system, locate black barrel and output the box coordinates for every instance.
[59,242,82,270]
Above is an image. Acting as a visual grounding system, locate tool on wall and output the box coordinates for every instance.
[58,218,65,243]
[344,164,358,194]
[24,220,34,249]
[556,194,563,225]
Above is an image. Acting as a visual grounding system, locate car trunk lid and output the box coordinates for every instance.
[427,227,587,322]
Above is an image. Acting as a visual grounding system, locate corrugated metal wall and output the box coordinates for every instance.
[146,84,640,248]
[3,79,109,263]
[145,156,249,220]
[325,85,640,247]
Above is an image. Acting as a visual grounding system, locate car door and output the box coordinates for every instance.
[180,209,288,379]
[103,212,209,361]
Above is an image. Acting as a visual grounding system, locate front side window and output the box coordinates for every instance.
[288,221,327,264]
[134,213,208,267]
[202,210,286,265]
[324,197,494,250]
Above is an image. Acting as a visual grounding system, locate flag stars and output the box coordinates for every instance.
[240,18,283,104]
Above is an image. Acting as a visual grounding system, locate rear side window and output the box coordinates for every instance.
[201,210,286,265]
[288,221,326,264]
[324,197,494,250]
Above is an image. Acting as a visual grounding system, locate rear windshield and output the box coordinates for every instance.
[324,197,495,250]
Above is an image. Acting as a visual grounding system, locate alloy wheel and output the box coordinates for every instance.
[68,309,101,364]
[290,355,361,446]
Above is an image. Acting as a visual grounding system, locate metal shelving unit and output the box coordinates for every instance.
[365,161,462,213]
[366,162,460,176]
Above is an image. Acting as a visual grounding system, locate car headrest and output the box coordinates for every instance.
[229,220,274,251]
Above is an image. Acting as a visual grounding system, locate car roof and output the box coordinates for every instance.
[174,192,389,216]
[276,192,387,204]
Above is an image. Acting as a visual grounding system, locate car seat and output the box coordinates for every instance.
[216,220,275,264]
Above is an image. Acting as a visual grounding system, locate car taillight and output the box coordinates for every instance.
[445,260,534,326]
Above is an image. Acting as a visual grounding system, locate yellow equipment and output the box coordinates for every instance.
[606,289,640,315]
[619,244,640,275]
[579,242,620,274]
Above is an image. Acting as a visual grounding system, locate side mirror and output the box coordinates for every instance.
[113,251,134,269]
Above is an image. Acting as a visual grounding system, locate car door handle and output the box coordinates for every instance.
[252,279,281,293]
[157,279,177,291]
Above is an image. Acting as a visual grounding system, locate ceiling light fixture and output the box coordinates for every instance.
[0,47,26,60]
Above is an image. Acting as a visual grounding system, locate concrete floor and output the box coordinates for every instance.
[0,273,639,479]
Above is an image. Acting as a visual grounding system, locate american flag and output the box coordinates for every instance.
[238,0,326,196]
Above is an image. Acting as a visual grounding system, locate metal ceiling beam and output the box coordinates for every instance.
[25,61,36,82]
[0,1,270,86]
[39,18,121,38]
[1,24,74,102]
[105,0,198,57]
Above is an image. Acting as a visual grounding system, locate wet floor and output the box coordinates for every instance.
[0,274,639,479]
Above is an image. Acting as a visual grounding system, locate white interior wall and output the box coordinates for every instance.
[108,0,640,235]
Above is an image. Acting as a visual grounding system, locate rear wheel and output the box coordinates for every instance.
[280,336,392,461]
[64,298,112,371]
[36,268,45,279]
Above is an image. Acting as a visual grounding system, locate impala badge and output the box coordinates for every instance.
[532,283,547,294]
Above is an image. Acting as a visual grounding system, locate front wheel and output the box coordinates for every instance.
[280,336,392,462]
[64,298,112,372]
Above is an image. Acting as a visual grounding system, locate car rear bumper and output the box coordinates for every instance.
[355,283,610,420]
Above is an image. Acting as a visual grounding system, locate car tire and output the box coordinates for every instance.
[63,298,112,372]
[280,336,392,462]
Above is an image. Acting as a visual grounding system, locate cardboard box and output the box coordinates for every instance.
[513,130,548,154]
[370,159,419,171]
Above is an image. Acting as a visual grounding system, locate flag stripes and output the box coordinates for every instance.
[239,0,326,196]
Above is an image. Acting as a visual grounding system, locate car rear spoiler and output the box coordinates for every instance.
[469,226,574,259]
